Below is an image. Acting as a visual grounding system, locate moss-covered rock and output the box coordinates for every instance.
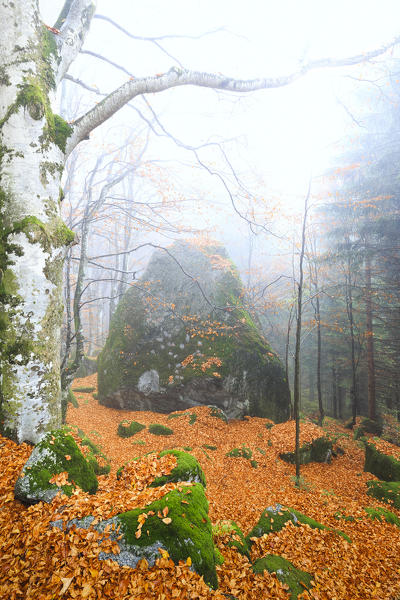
[148,423,174,436]
[52,482,218,588]
[117,420,146,438]
[212,520,249,556]
[97,242,290,422]
[364,442,400,481]
[62,425,111,476]
[14,430,98,504]
[245,503,350,547]
[366,480,400,509]
[364,506,400,527]
[252,554,313,599]
[149,450,206,488]
[279,436,332,465]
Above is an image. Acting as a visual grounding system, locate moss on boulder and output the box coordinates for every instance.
[148,423,173,436]
[212,520,249,556]
[14,430,98,504]
[364,442,400,481]
[366,480,400,509]
[364,506,400,527]
[252,554,313,599]
[52,482,218,588]
[279,436,332,465]
[245,504,350,547]
[150,450,206,488]
[97,242,290,422]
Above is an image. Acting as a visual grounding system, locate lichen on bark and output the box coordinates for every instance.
[0,4,75,443]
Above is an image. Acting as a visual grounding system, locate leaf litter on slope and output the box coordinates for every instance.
[0,373,400,598]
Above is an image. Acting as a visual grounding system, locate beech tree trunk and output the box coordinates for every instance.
[0,0,94,443]
[365,254,376,421]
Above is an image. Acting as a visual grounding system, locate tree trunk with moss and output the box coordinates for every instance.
[0,0,94,443]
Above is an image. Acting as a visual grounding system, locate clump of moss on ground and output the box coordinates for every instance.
[226,445,252,459]
[117,420,146,438]
[148,424,173,436]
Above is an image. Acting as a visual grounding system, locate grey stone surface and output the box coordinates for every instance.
[98,242,290,422]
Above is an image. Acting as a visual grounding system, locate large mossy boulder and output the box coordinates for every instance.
[98,242,290,422]
[14,430,98,504]
[252,555,313,599]
[364,442,400,481]
[52,482,218,588]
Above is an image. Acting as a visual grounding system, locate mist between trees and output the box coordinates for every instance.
[1,0,400,446]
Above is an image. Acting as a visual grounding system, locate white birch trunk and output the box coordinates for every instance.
[0,1,91,443]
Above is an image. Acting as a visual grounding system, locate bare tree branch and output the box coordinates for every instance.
[65,36,400,155]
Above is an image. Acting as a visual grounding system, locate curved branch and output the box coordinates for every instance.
[65,36,400,155]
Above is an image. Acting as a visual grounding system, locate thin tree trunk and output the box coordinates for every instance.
[365,254,376,421]
[315,293,324,425]
[294,183,310,486]
[346,266,358,426]
[332,365,338,419]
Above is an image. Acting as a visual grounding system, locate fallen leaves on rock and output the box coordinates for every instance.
[0,375,400,599]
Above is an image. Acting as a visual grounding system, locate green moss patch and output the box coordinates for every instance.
[189,413,197,425]
[117,483,218,588]
[226,445,252,459]
[63,426,110,475]
[252,555,313,599]
[72,386,95,393]
[245,504,350,547]
[150,450,206,488]
[364,443,400,481]
[364,506,400,527]
[14,430,98,504]
[148,424,173,436]
[212,520,249,556]
[366,480,400,509]
[117,420,146,438]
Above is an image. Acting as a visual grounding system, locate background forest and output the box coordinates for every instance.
[56,5,400,432]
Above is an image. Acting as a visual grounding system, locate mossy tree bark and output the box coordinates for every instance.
[0,0,94,443]
[1,1,399,444]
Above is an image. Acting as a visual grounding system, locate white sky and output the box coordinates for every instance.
[40,1,400,265]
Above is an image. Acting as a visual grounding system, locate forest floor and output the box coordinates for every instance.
[1,373,400,599]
